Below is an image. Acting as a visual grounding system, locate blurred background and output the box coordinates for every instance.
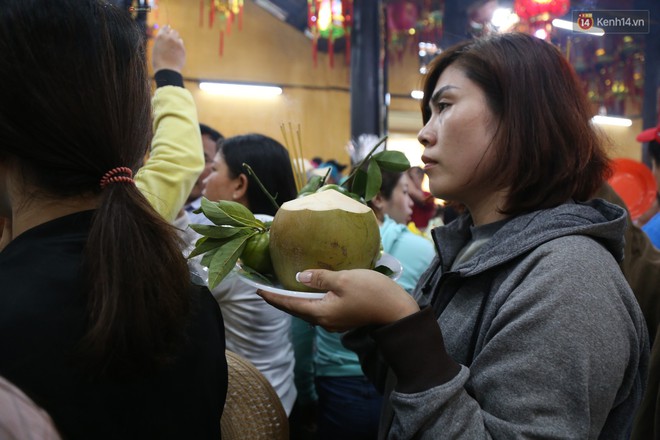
[110,0,659,169]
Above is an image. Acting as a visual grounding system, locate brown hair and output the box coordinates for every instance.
[421,33,610,216]
[0,0,190,376]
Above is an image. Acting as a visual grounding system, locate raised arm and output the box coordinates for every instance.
[134,25,204,222]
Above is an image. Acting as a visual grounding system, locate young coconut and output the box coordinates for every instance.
[269,189,381,292]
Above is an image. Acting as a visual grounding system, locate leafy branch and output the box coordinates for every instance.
[243,163,280,212]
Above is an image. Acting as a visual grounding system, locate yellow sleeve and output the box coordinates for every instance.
[135,86,204,222]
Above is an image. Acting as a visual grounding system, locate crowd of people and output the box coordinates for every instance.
[0,1,658,439]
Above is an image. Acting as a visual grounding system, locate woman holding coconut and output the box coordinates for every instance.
[259,33,649,438]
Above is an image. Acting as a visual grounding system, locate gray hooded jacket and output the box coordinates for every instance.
[345,199,649,439]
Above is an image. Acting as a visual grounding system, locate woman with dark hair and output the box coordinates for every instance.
[194,133,299,415]
[259,33,649,438]
[0,1,227,439]
[205,133,298,216]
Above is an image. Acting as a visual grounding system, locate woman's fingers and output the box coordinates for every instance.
[258,268,420,331]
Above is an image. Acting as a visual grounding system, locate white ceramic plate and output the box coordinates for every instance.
[235,253,403,299]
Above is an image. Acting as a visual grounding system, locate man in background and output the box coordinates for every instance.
[184,123,223,224]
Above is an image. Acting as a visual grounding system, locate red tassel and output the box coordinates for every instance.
[209,2,215,28]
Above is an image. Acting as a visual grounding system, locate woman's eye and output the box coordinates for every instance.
[436,102,450,113]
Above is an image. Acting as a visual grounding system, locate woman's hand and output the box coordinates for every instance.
[152,25,186,74]
[258,269,420,332]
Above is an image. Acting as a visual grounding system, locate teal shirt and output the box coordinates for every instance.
[379,215,436,293]
[292,216,437,397]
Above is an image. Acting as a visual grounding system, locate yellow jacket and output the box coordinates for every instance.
[135,85,203,222]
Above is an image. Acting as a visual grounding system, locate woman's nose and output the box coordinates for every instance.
[417,122,434,147]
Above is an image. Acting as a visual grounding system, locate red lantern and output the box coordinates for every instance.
[514,0,569,22]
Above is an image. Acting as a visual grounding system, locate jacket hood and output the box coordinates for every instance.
[432,199,628,276]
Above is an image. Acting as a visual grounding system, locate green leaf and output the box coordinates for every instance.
[373,151,411,172]
[350,169,368,197]
[199,198,263,228]
[373,265,394,277]
[364,160,382,202]
[189,224,251,239]
[187,237,237,259]
[298,175,323,195]
[207,235,252,289]
[200,248,220,267]
[238,264,276,285]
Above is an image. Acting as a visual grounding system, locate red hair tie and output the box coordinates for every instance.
[100,167,135,189]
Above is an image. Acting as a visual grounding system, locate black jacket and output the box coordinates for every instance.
[0,210,227,439]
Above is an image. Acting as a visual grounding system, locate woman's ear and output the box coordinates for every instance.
[232,173,249,201]
[371,192,385,211]
[370,192,386,222]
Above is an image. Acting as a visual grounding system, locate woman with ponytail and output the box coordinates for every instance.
[0,1,227,439]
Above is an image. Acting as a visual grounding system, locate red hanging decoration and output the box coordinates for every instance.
[209,3,216,28]
[342,0,352,64]
[514,0,570,22]
[200,1,245,57]
[513,0,569,40]
[307,0,352,68]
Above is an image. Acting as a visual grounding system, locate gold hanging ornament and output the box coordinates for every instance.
[200,0,244,56]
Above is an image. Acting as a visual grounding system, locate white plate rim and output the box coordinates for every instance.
[234,252,402,299]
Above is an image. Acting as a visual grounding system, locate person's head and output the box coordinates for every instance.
[0,0,189,376]
[368,170,414,225]
[636,124,660,191]
[311,157,323,168]
[317,160,347,184]
[418,32,610,218]
[188,123,224,204]
[407,166,425,188]
[203,134,297,216]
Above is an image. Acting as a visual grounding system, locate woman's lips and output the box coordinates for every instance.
[422,157,438,171]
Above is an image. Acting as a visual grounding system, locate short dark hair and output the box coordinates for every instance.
[199,123,223,142]
[219,134,297,216]
[421,33,610,216]
[378,170,404,200]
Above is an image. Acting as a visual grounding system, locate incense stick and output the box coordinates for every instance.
[281,123,305,192]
